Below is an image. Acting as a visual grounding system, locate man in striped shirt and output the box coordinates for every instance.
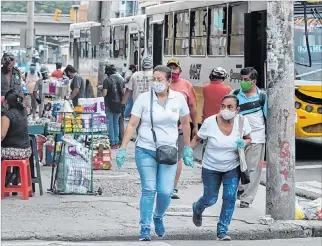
[232,67,267,208]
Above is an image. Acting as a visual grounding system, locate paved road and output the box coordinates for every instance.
[194,137,322,198]
[3,238,322,246]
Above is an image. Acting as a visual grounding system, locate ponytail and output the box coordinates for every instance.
[4,89,25,111]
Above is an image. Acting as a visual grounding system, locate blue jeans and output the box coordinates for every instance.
[135,146,177,229]
[106,109,121,145]
[124,94,133,119]
[194,167,240,236]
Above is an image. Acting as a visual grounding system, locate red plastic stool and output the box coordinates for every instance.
[1,159,33,200]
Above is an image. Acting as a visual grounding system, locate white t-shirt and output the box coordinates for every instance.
[131,89,190,151]
[125,70,153,102]
[244,110,266,144]
[198,114,252,172]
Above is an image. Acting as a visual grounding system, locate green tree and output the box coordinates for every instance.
[1,1,80,15]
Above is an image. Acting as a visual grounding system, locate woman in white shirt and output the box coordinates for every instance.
[190,94,252,241]
[116,65,194,241]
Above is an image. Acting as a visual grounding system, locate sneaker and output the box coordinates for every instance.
[240,201,250,208]
[237,190,244,200]
[192,202,202,227]
[139,227,151,241]
[217,234,231,241]
[153,217,165,237]
[171,188,180,199]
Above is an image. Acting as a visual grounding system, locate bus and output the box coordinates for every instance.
[144,1,322,138]
[68,15,146,95]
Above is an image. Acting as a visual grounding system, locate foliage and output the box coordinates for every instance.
[1,1,80,14]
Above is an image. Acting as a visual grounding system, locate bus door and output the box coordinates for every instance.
[152,23,163,67]
[73,29,81,71]
[244,11,267,89]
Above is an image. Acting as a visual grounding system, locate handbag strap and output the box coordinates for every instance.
[238,115,245,138]
[150,89,158,148]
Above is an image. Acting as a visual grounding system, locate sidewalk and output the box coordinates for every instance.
[1,142,321,242]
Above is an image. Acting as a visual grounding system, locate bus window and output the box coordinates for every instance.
[87,42,92,58]
[208,6,227,56]
[113,26,125,58]
[80,30,86,58]
[125,25,128,59]
[190,9,207,56]
[69,31,74,57]
[147,17,153,55]
[228,3,248,56]
[164,14,174,56]
[81,42,86,58]
[93,45,97,59]
[174,11,189,56]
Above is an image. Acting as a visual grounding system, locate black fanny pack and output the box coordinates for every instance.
[150,89,178,165]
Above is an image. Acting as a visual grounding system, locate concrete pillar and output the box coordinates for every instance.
[266,0,296,220]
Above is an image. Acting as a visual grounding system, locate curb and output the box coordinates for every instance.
[2,221,321,241]
[260,181,321,201]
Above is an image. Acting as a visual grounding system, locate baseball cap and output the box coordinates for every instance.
[166,58,181,68]
[142,56,153,69]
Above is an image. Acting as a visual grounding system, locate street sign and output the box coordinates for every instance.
[90,26,101,46]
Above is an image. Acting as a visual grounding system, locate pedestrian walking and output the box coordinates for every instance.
[64,65,86,107]
[116,65,194,241]
[190,95,252,241]
[202,67,232,121]
[167,58,198,199]
[233,67,267,208]
[103,64,124,149]
[33,67,49,118]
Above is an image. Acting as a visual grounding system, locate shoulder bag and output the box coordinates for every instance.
[238,115,251,185]
[150,89,178,165]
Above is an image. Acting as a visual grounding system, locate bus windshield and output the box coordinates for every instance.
[294,3,322,81]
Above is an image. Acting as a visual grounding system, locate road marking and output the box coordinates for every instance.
[296,181,322,195]
[1,241,173,246]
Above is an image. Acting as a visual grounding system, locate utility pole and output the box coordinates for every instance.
[266,1,295,220]
[26,1,35,60]
[97,1,112,97]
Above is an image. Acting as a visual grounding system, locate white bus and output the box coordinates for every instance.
[145,1,322,130]
[68,15,146,94]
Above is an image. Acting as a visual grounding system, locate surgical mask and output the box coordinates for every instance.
[240,80,253,92]
[220,109,236,120]
[152,81,167,93]
[171,73,180,80]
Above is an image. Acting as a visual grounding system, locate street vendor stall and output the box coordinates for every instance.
[27,94,111,195]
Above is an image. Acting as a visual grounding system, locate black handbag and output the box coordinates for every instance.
[150,90,178,165]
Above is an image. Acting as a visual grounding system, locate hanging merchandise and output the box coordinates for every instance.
[57,137,92,194]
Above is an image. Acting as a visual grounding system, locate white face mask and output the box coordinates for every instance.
[220,109,236,120]
[152,81,167,93]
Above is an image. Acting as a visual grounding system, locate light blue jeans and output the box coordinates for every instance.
[106,108,121,146]
[124,94,133,119]
[135,146,177,230]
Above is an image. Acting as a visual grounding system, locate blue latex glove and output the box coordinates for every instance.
[116,148,127,169]
[236,139,246,149]
[183,146,194,168]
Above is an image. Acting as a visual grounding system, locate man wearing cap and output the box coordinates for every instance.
[1,52,23,98]
[122,56,153,106]
[167,58,198,199]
